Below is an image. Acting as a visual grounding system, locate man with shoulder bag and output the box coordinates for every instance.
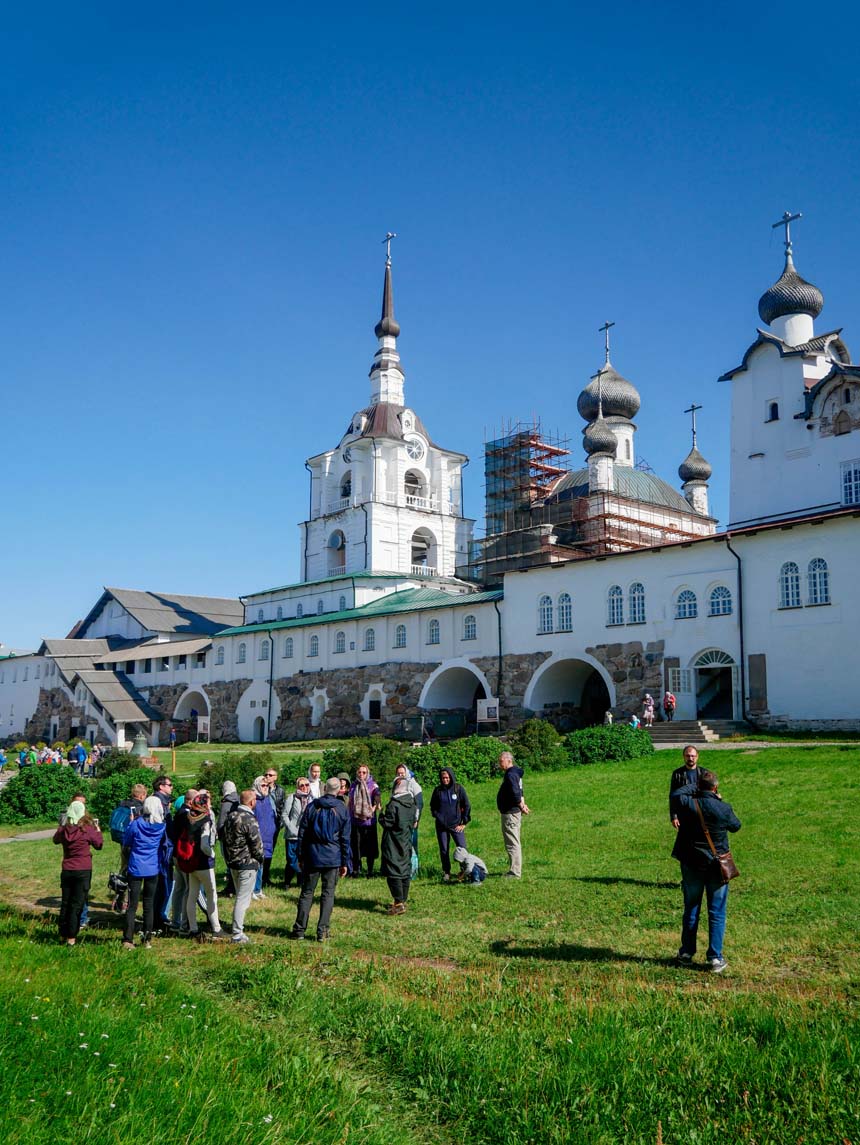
[670,767,741,973]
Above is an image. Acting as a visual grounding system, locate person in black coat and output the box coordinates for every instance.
[669,744,700,825]
[290,778,351,942]
[429,767,471,883]
[670,767,741,973]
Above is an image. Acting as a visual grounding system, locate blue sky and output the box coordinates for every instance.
[2,2,859,649]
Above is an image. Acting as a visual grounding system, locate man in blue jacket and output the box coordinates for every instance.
[290,777,351,942]
[670,767,741,973]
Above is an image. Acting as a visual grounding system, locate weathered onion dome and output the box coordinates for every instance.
[758,252,823,326]
[583,413,618,457]
[678,445,712,483]
[577,361,641,422]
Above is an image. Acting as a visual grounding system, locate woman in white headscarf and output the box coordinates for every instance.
[121,795,166,950]
[52,800,103,946]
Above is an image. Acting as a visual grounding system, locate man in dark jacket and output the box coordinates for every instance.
[670,767,741,973]
[223,790,264,945]
[430,767,471,883]
[669,745,700,826]
[497,751,530,878]
[290,778,351,942]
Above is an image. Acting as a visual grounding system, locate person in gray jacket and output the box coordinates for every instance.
[280,776,312,887]
[222,790,264,945]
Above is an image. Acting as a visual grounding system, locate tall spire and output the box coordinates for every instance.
[369,232,405,404]
[375,232,400,338]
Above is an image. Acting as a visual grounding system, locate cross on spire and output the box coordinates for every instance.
[382,231,398,266]
[684,402,703,447]
[772,211,802,256]
[599,320,615,364]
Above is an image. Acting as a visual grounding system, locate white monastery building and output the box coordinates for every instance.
[2,217,857,745]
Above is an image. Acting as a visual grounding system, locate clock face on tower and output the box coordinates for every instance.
[405,436,425,462]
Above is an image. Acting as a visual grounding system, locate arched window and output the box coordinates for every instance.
[463,614,477,641]
[834,411,851,436]
[709,586,732,616]
[317,599,324,615]
[364,628,376,652]
[216,645,225,666]
[340,471,352,499]
[629,582,646,624]
[807,558,830,605]
[296,603,303,618]
[283,637,294,659]
[537,595,553,634]
[556,593,572,632]
[259,639,270,661]
[334,631,346,654]
[257,608,264,623]
[779,562,801,608]
[427,618,441,645]
[675,589,697,619]
[607,585,623,626]
[768,401,779,421]
[339,595,347,612]
[394,624,407,648]
[276,606,283,621]
[308,635,319,657]
[237,643,247,665]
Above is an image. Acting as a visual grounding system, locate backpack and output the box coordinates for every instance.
[175,825,197,873]
[109,803,133,844]
[309,804,339,847]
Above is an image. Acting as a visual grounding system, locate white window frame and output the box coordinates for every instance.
[237,643,247,665]
[607,585,623,626]
[807,558,830,606]
[675,589,697,620]
[537,595,553,634]
[317,600,324,615]
[462,614,477,641]
[283,637,294,659]
[556,593,572,632]
[364,628,376,652]
[216,645,225,666]
[394,623,407,649]
[779,562,801,609]
[841,458,860,506]
[427,618,441,645]
[668,668,692,693]
[334,631,346,654]
[296,604,303,618]
[708,586,732,617]
[259,639,270,661]
[308,635,319,657]
[628,582,646,624]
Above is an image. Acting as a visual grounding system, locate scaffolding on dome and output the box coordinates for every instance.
[472,422,712,583]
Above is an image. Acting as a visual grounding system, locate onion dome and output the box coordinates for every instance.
[374,261,400,338]
[583,413,617,457]
[758,252,823,326]
[577,362,641,422]
[678,446,712,483]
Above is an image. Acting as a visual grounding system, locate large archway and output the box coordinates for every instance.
[691,649,737,720]
[419,660,493,711]
[524,656,613,730]
[174,688,210,721]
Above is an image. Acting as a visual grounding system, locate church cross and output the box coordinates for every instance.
[772,211,802,255]
[684,402,703,447]
[382,231,398,265]
[599,320,615,363]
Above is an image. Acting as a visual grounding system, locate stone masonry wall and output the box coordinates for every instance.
[584,638,665,716]
[143,683,195,745]
[25,687,81,743]
[472,652,552,728]
[207,679,254,742]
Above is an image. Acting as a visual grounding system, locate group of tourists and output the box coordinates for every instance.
[10,740,101,775]
[51,740,739,969]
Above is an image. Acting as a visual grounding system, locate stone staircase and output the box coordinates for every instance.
[646,719,753,745]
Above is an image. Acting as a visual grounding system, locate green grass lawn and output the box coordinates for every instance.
[0,745,857,1144]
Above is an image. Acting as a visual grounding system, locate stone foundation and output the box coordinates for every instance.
[752,716,860,733]
[25,688,82,743]
[472,651,552,727]
[207,679,254,742]
[585,638,665,716]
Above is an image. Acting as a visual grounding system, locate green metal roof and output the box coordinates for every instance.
[216,587,504,637]
[243,571,414,598]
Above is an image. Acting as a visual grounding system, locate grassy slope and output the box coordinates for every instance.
[0,745,857,1144]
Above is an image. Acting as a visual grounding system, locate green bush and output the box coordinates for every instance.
[322,737,408,792]
[508,719,570,772]
[88,769,167,825]
[405,735,508,787]
[93,749,138,779]
[0,765,87,824]
[564,724,654,766]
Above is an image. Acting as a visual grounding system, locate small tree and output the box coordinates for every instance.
[0,766,86,824]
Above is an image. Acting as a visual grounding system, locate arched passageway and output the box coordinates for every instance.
[525,657,612,730]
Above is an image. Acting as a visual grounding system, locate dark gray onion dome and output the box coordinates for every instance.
[577,362,641,422]
[374,262,401,338]
[678,446,712,483]
[583,415,617,457]
[757,252,823,326]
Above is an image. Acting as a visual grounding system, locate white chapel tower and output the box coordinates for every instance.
[301,244,475,581]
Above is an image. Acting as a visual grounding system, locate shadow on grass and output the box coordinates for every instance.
[490,937,678,967]
[574,875,678,890]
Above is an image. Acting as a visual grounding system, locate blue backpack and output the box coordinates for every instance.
[109,804,133,844]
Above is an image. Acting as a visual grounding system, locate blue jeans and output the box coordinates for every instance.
[680,863,729,960]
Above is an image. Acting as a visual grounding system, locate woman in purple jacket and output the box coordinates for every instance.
[121,795,167,950]
[53,800,103,946]
[348,765,381,877]
[252,776,276,897]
